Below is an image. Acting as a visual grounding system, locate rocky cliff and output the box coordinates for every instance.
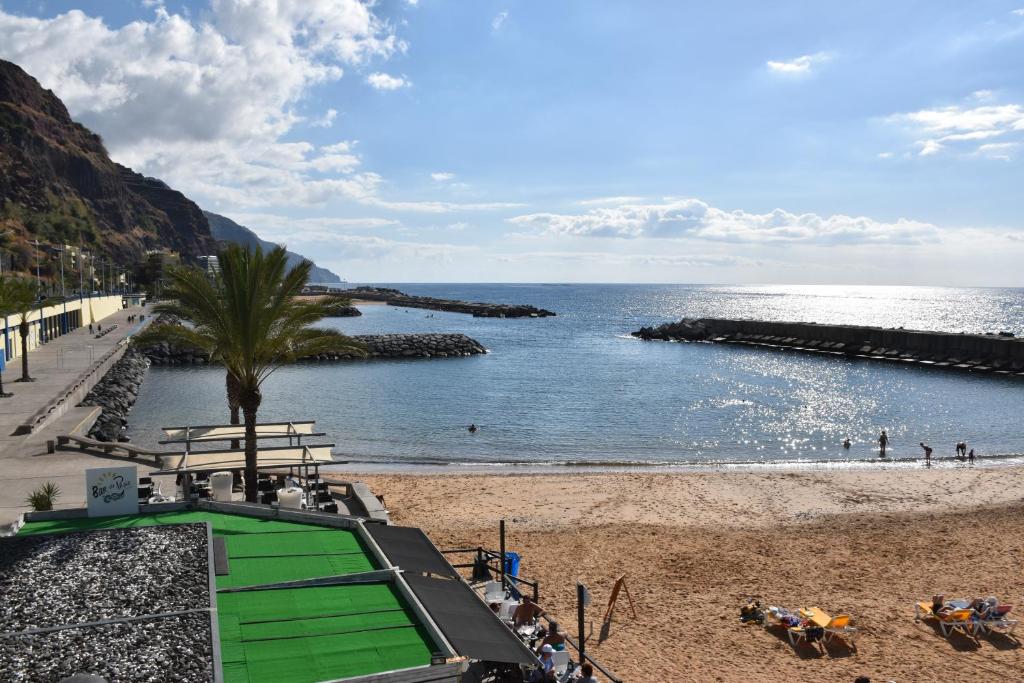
[0,59,216,274]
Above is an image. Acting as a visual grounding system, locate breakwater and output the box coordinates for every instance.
[344,286,555,318]
[633,318,1024,376]
[139,333,486,365]
[79,348,150,441]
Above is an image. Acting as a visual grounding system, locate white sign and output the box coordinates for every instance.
[86,466,139,517]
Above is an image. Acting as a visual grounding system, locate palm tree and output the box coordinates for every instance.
[0,276,49,383]
[140,245,366,502]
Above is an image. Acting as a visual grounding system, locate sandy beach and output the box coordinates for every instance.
[326,466,1024,681]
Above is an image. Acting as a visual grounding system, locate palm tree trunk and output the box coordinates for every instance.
[240,385,262,503]
[226,372,241,449]
[19,321,30,381]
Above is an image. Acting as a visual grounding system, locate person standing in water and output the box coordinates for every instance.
[920,442,933,461]
[843,438,851,450]
[467,424,477,433]
[878,430,889,458]
[968,448,975,464]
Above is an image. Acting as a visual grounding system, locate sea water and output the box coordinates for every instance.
[126,284,1024,470]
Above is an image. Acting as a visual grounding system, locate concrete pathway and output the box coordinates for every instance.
[0,306,160,528]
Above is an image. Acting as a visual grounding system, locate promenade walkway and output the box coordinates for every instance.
[0,305,157,528]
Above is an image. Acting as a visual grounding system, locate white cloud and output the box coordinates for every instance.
[366,199,526,213]
[431,171,456,182]
[365,72,410,90]
[976,142,1020,160]
[311,108,338,128]
[1012,8,1024,16]
[492,10,508,31]
[765,52,832,75]
[889,101,1024,158]
[877,152,894,159]
[508,198,942,246]
[0,2,404,208]
[577,196,647,206]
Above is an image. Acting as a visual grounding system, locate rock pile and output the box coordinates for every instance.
[79,348,149,442]
[633,317,1024,376]
[347,286,556,317]
[140,333,487,364]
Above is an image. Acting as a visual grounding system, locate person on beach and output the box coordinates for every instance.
[920,442,933,461]
[878,430,889,457]
[513,595,545,628]
[956,441,967,458]
[969,448,975,463]
[88,323,93,333]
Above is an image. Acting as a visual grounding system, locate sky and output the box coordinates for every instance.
[1,1,1023,285]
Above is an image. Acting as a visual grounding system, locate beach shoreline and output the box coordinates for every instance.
[323,467,1024,680]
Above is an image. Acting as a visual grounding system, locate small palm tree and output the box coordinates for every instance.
[0,276,50,383]
[140,245,366,502]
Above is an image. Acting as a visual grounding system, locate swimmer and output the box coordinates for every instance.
[468,423,477,433]
[843,438,851,450]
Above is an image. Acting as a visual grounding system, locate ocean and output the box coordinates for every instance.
[126,284,1024,470]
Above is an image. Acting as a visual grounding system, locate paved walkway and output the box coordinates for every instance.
[0,306,159,528]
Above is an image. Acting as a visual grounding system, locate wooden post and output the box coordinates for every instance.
[499,519,506,589]
[577,582,586,664]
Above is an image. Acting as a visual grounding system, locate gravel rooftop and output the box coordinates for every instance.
[0,523,214,683]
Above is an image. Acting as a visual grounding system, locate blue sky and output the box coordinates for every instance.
[1,1,1023,284]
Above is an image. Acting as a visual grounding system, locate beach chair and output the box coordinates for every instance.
[915,602,977,637]
[801,607,858,647]
[764,607,821,649]
[979,604,1018,638]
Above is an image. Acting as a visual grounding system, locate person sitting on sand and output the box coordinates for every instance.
[576,663,598,682]
[920,442,933,460]
[514,595,545,628]
[879,430,889,457]
[535,622,566,653]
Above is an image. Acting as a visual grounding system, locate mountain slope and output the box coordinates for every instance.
[0,59,215,276]
[204,211,342,283]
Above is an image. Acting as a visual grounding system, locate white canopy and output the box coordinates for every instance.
[160,421,322,444]
[156,443,336,474]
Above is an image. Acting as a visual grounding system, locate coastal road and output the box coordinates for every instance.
[0,305,156,529]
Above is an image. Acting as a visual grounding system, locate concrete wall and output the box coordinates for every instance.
[1,295,125,364]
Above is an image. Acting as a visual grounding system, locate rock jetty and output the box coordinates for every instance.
[344,286,555,318]
[139,333,486,365]
[79,348,150,441]
[633,318,1024,376]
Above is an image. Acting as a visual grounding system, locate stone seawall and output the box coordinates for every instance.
[633,318,1024,376]
[140,333,486,365]
[78,348,150,441]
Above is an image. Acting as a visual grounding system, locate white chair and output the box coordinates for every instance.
[497,599,519,622]
[483,581,505,604]
[209,471,233,501]
[278,487,304,509]
[551,650,570,677]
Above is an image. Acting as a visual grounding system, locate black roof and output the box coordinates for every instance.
[366,525,460,578]
[404,573,539,667]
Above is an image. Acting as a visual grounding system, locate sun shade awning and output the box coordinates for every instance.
[160,421,322,444]
[155,444,336,474]
[366,525,461,579]
[403,573,539,667]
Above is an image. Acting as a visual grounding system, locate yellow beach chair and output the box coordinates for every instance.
[915,601,977,637]
[800,608,857,647]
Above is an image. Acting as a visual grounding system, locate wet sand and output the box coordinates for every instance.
[326,467,1024,681]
